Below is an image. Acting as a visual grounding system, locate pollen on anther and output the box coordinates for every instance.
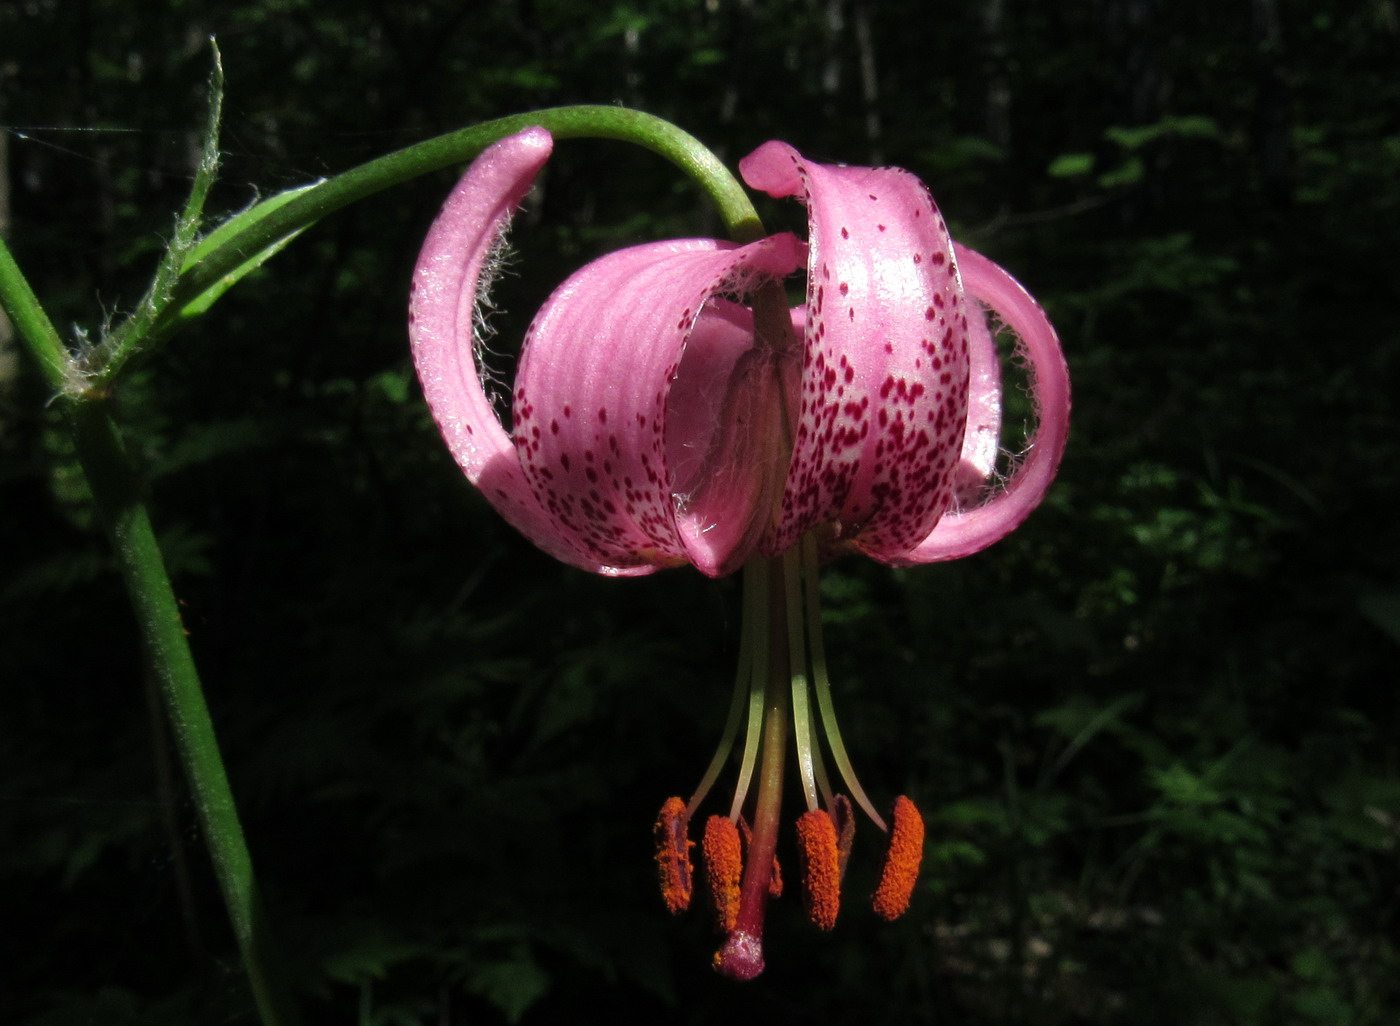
[795,809,841,931]
[703,815,744,933]
[871,795,925,921]
[654,797,693,915]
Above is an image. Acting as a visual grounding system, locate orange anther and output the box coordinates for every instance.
[795,809,841,931]
[830,793,855,880]
[653,796,693,915]
[871,795,925,921]
[702,815,744,932]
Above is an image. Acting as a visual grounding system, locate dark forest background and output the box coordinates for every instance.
[3,0,1399,1023]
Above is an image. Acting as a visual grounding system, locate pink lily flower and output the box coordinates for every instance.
[410,127,1069,978]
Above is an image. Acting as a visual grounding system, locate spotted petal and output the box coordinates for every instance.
[411,127,805,577]
[740,141,971,562]
[512,234,805,577]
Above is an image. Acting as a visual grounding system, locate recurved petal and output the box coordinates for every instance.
[951,279,1004,506]
[511,233,805,577]
[740,142,970,562]
[898,245,1070,564]
[411,128,620,571]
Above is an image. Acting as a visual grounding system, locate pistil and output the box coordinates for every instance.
[654,542,927,979]
[714,555,790,980]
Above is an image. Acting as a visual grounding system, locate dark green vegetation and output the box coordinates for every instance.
[3,0,1398,1022]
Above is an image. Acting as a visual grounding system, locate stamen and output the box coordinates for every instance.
[829,793,856,880]
[728,675,767,820]
[684,588,755,817]
[702,815,743,932]
[802,534,887,831]
[871,795,925,921]
[783,544,839,814]
[729,560,771,819]
[653,796,693,914]
[795,809,841,931]
[783,547,822,813]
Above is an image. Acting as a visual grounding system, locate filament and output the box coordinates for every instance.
[783,547,821,813]
[729,559,770,819]
[688,563,760,816]
[802,533,887,832]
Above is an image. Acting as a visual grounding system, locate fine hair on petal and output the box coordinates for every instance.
[953,299,1035,513]
[472,218,523,424]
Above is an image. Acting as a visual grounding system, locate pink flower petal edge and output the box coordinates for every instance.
[951,274,1003,505]
[409,128,631,572]
[740,141,971,563]
[412,129,1068,577]
[897,244,1071,564]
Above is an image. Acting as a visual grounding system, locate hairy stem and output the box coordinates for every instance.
[66,401,300,1026]
[0,237,70,394]
[91,105,764,386]
[0,101,768,1017]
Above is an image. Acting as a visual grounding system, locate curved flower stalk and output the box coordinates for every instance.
[410,127,1069,979]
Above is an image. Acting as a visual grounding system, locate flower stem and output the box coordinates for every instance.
[90,105,764,387]
[0,237,71,395]
[66,400,300,1026]
[1,101,768,1014]
[101,40,225,377]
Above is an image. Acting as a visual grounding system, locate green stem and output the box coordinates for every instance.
[0,101,767,1015]
[103,41,225,366]
[0,236,72,394]
[66,400,300,1026]
[90,105,764,387]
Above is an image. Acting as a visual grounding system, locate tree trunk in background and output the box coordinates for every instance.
[853,0,883,163]
[981,0,1011,151]
[1250,0,1294,206]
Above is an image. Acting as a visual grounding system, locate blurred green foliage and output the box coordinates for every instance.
[2,0,1398,1022]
